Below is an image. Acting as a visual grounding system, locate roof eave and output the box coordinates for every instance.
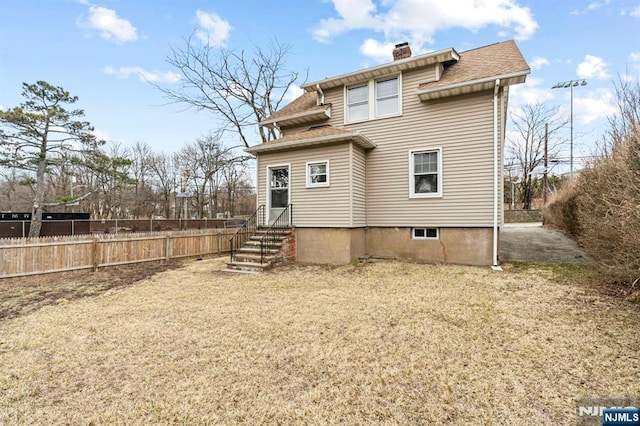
[259,106,331,128]
[303,48,460,91]
[416,70,530,101]
[245,132,376,154]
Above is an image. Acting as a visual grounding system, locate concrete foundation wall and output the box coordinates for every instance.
[365,227,493,266]
[296,228,365,264]
[297,227,493,266]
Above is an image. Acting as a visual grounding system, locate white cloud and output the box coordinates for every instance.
[574,88,616,124]
[629,52,640,73]
[312,0,538,45]
[195,10,232,47]
[631,5,640,17]
[104,66,181,83]
[92,129,112,143]
[84,6,138,43]
[529,56,549,70]
[576,55,611,80]
[571,0,611,15]
[360,39,397,63]
[283,84,305,103]
[588,0,611,10]
[509,77,554,107]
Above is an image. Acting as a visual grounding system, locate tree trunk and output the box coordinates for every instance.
[28,154,47,238]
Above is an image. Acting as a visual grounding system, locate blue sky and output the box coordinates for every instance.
[1,0,639,167]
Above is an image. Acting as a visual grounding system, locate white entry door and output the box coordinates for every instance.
[268,165,289,223]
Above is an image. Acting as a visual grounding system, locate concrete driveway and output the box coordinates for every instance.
[499,223,590,264]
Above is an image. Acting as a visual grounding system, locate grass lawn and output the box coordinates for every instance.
[0,258,638,424]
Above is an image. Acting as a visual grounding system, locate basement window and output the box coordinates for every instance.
[412,227,439,240]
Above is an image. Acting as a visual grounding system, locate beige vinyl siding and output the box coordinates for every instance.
[257,144,356,227]
[320,66,502,227]
[351,144,367,226]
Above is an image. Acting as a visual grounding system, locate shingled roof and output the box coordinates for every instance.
[260,92,331,127]
[252,39,529,152]
[246,126,375,154]
[416,40,529,99]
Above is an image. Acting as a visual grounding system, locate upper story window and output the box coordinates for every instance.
[409,147,442,198]
[346,75,401,123]
[376,77,399,116]
[347,84,369,122]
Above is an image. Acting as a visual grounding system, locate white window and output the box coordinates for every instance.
[347,84,369,122]
[412,227,439,240]
[409,147,442,198]
[375,77,399,116]
[346,75,401,123]
[306,160,330,187]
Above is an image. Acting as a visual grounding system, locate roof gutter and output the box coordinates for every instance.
[416,70,530,99]
[245,132,376,154]
[303,47,459,91]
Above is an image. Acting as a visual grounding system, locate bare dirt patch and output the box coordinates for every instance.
[0,258,638,424]
[0,261,181,322]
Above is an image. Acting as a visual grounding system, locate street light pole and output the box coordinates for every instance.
[551,79,587,183]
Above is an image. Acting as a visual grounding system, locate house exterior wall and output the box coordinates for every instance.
[351,144,367,227]
[256,143,366,227]
[317,67,505,228]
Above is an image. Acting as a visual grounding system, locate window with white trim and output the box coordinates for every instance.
[306,160,330,187]
[410,148,442,198]
[347,84,369,122]
[346,75,401,123]
[375,77,399,116]
[412,227,439,240]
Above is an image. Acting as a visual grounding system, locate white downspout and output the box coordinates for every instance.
[492,79,502,271]
[316,84,325,105]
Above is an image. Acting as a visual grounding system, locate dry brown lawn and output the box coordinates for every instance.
[0,258,638,424]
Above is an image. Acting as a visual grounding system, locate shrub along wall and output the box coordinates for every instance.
[544,79,640,287]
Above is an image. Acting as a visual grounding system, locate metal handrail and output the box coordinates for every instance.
[259,204,292,264]
[229,205,265,262]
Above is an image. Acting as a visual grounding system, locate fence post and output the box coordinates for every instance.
[217,232,221,255]
[92,236,99,272]
[165,234,171,264]
[22,221,26,238]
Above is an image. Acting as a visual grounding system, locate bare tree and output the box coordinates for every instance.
[221,160,252,216]
[130,142,153,218]
[155,37,304,147]
[176,132,245,218]
[148,152,179,218]
[506,102,567,209]
[83,142,135,219]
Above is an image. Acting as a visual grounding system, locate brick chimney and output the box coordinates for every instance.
[393,42,411,61]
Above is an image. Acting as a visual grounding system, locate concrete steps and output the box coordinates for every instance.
[228,227,292,272]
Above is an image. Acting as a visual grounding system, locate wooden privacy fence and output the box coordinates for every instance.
[0,229,236,278]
